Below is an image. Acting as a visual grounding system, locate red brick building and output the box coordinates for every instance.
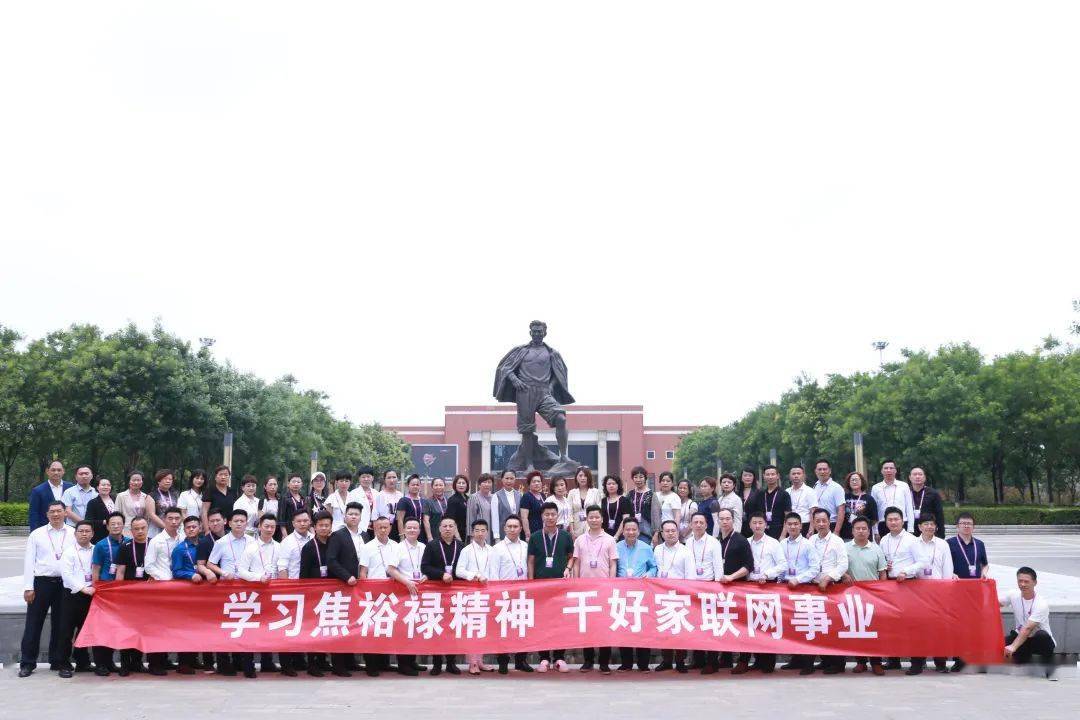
[388,405,698,482]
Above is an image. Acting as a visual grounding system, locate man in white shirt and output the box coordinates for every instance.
[233,476,261,535]
[236,514,281,676]
[776,512,822,674]
[871,459,915,536]
[492,514,533,673]
[387,517,426,676]
[19,500,76,677]
[456,519,495,674]
[275,508,313,677]
[906,514,954,675]
[652,520,691,673]
[207,509,256,580]
[352,466,378,539]
[1001,566,1057,679]
[785,465,815,536]
[877,506,923,671]
[56,520,97,677]
[145,507,183,581]
[685,512,724,581]
[360,516,401,674]
[735,512,784,675]
[810,459,846,536]
[808,507,850,674]
[61,466,96,526]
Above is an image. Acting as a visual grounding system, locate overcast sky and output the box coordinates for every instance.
[2,2,1077,429]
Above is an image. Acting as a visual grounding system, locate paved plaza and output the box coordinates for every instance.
[0,666,1077,720]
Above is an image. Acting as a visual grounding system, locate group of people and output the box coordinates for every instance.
[19,459,1059,680]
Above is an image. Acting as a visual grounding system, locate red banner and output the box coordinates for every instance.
[77,578,1005,663]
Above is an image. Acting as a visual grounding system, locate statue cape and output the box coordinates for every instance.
[493,342,575,405]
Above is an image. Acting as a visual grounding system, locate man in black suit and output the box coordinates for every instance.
[300,510,334,677]
[420,517,464,675]
[706,507,753,674]
[326,502,365,676]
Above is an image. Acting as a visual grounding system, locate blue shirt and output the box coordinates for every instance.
[811,479,846,521]
[61,485,96,525]
[615,539,657,578]
[697,497,718,535]
[170,538,200,580]
[947,536,988,579]
[92,536,126,580]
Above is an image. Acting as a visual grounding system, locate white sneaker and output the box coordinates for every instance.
[537,660,549,673]
[556,659,569,673]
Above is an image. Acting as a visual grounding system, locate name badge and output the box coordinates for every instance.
[545,557,554,569]
[922,568,932,576]
[913,510,921,520]
[787,567,795,575]
[696,567,704,576]
[577,512,586,521]
[607,519,615,529]
[589,560,598,569]
[516,567,524,577]
[627,569,635,577]
[108,563,117,576]
[135,567,144,578]
[444,565,453,574]
[412,571,421,580]
[634,513,642,522]
[765,512,772,522]
[659,570,668,578]
[968,564,977,576]
[319,565,328,578]
[83,573,92,582]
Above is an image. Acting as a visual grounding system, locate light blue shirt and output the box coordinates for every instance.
[811,479,846,521]
[615,539,657,578]
[777,536,823,584]
[61,485,96,525]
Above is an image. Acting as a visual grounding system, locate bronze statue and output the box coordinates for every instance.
[493,321,580,476]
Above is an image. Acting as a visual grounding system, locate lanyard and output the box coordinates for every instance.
[542,530,558,557]
[632,490,646,514]
[1021,595,1036,625]
[440,540,458,568]
[228,536,245,568]
[76,546,91,576]
[919,539,937,570]
[47,528,66,559]
[765,488,779,514]
[404,540,421,570]
[408,496,423,516]
[585,532,606,564]
[107,537,119,564]
[690,536,708,565]
[184,540,197,566]
[719,533,732,559]
[606,498,619,520]
[914,488,926,512]
[257,542,274,573]
[435,496,447,513]
[472,544,490,575]
[313,539,324,566]
[958,537,979,569]
[660,543,678,573]
[784,539,802,568]
[133,541,144,568]
[883,533,904,562]
[505,540,525,573]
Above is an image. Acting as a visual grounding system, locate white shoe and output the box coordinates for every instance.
[537,660,549,673]
[556,660,569,673]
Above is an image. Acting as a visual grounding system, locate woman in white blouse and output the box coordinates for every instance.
[675,479,698,541]
[567,467,601,538]
[544,476,573,531]
[115,470,148,538]
[178,469,207,525]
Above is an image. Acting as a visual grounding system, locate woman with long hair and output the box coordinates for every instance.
[307,471,328,514]
[675,479,698,540]
[116,470,147,538]
[567,467,601,538]
[600,475,633,540]
[178,469,207,528]
[445,474,470,542]
[841,471,878,541]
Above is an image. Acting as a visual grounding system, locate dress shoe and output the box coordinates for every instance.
[94,667,111,677]
[905,666,923,676]
[579,662,594,672]
[243,667,258,679]
[599,666,611,675]
[823,666,843,675]
[731,662,750,675]
[74,663,94,673]
[398,665,419,677]
[282,667,298,677]
[871,664,886,676]
[177,666,196,675]
[780,662,798,671]
[261,663,280,673]
[430,666,442,676]
[516,662,534,673]
[852,662,867,674]
[701,665,718,675]
[885,659,902,670]
[616,664,634,672]
[760,667,775,674]
[148,667,167,676]
[653,662,673,672]
[118,667,131,677]
[366,669,380,677]
[307,666,325,677]
[799,667,815,676]
[951,659,966,673]
[58,668,74,679]
[445,664,461,675]
[675,664,688,674]
[332,668,353,678]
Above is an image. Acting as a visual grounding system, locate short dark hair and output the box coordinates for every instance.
[747,511,766,522]
[259,513,277,526]
[131,516,149,527]
[106,510,126,524]
[345,501,364,513]
[660,519,679,530]
[883,506,903,520]
[814,458,831,470]
[154,469,173,484]
[207,508,224,520]
[918,514,937,525]
[403,517,421,527]
[356,466,375,477]
[719,472,737,484]
[540,502,559,514]
[1016,566,1037,581]
[658,471,674,484]
[503,514,522,526]
[292,509,311,520]
[717,507,734,520]
[584,505,602,516]
[75,520,94,531]
[477,473,494,486]
[241,474,257,487]
[183,515,201,526]
[762,464,778,474]
[789,463,804,471]
[621,517,639,528]
[811,508,830,520]
[471,519,489,529]
[47,500,66,511]
[784,512,802,523]
[313,511,334,524]
[214,465,231,476]
[335,470,353,482]
[956,511,975,524]
[851,515,871,529]
[691,511,709,523]
[163,507,183,518]
[230,509,249,521]
[880,458,897,468]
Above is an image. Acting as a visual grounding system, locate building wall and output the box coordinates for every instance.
[389,406,697,480]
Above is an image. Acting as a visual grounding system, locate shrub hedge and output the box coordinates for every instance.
[0,502,29,526]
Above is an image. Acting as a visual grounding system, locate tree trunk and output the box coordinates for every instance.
[957,473,966,504]
[1046,465,1055,507]
[1026,468,1037,504]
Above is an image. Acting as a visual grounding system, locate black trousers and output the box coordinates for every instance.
[497,652,527,667]
[121,649,145,670]
[1006,630,1056,666]
[736,652,776,670]
[853,655,883,666]
[661,649,686,666]
[432,654,457,668]
[178,652,198,669]
[909,656,947,670]
[20,576,64,666]
[365,652,392,670]
[57,590,92,669]
[582,647,611,666]
[618,647,651,669]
